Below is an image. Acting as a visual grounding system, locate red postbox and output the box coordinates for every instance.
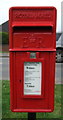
[9,7,57,112]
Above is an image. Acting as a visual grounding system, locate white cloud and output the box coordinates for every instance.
[0,0,62,32]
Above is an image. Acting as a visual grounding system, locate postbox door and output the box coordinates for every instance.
[10,51,55,111]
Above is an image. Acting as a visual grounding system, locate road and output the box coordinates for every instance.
[0,57,9,80]
[55,63,63,84]
[0,57,63,84]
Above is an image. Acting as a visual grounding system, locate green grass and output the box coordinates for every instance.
[2,80,63,119]
[2,80,27,119]
[37,85,62,119]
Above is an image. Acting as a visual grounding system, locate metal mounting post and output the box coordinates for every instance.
[28,112,36,120]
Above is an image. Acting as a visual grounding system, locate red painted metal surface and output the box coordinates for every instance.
[9,7,57,112]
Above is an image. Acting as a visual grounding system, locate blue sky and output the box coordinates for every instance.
[0,0,62,32]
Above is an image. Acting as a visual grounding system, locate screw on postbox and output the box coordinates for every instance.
[9,7,57,112]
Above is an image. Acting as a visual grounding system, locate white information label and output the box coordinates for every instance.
[24,62,42,95]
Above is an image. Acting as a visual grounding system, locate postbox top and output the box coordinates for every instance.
[9,7,57,51]
[9,6,56,12]
[9,7,56,26]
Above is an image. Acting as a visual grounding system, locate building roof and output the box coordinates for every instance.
[0,21,8,33]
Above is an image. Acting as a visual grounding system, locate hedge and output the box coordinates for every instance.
[0,32,9,44]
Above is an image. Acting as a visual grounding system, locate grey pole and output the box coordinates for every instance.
[28,112,36,120]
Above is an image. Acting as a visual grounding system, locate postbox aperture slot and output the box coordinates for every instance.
[13,26,53,33]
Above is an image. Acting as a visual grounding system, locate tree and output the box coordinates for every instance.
[0,32,9,44]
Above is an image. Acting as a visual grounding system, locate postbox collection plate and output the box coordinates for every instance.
[9,7,56,112]
[24,62,42,95]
